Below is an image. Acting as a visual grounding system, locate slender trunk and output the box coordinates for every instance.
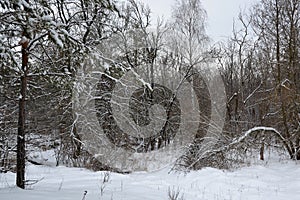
[16,38,29,189]
[260,142,264,160]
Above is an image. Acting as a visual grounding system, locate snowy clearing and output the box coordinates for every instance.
[1,159,300,200]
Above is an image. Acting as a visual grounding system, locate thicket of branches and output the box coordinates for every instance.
[176,0,300,171]
[0,0,299,188]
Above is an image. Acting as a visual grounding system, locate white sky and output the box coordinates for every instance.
[141,0,259,42]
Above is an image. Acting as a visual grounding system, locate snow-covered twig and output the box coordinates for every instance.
[230,126,285,145]
[168,186,184,200]
[243,82,262,104]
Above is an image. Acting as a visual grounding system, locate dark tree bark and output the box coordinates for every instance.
[16,36,29,189]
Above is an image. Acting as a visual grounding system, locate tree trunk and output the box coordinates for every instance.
[16,38,29,189]
[260,142,264,160]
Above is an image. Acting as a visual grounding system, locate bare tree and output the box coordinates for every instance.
[210,0,300,166]
[251,0,300,159]
[169,0,209,67]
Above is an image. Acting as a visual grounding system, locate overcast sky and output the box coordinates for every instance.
[142,0,258,41]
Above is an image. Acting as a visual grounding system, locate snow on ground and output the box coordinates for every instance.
[1,158,300,200]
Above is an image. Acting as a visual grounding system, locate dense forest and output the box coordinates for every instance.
[0,0,299,190]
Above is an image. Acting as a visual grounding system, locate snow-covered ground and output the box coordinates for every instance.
[1,158,300,200]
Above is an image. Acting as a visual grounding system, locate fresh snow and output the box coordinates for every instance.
[1,159,300,200]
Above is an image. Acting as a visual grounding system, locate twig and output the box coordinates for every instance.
[82,191,87,200]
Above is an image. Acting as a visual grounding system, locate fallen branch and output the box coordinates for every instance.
[175,126,287,171]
